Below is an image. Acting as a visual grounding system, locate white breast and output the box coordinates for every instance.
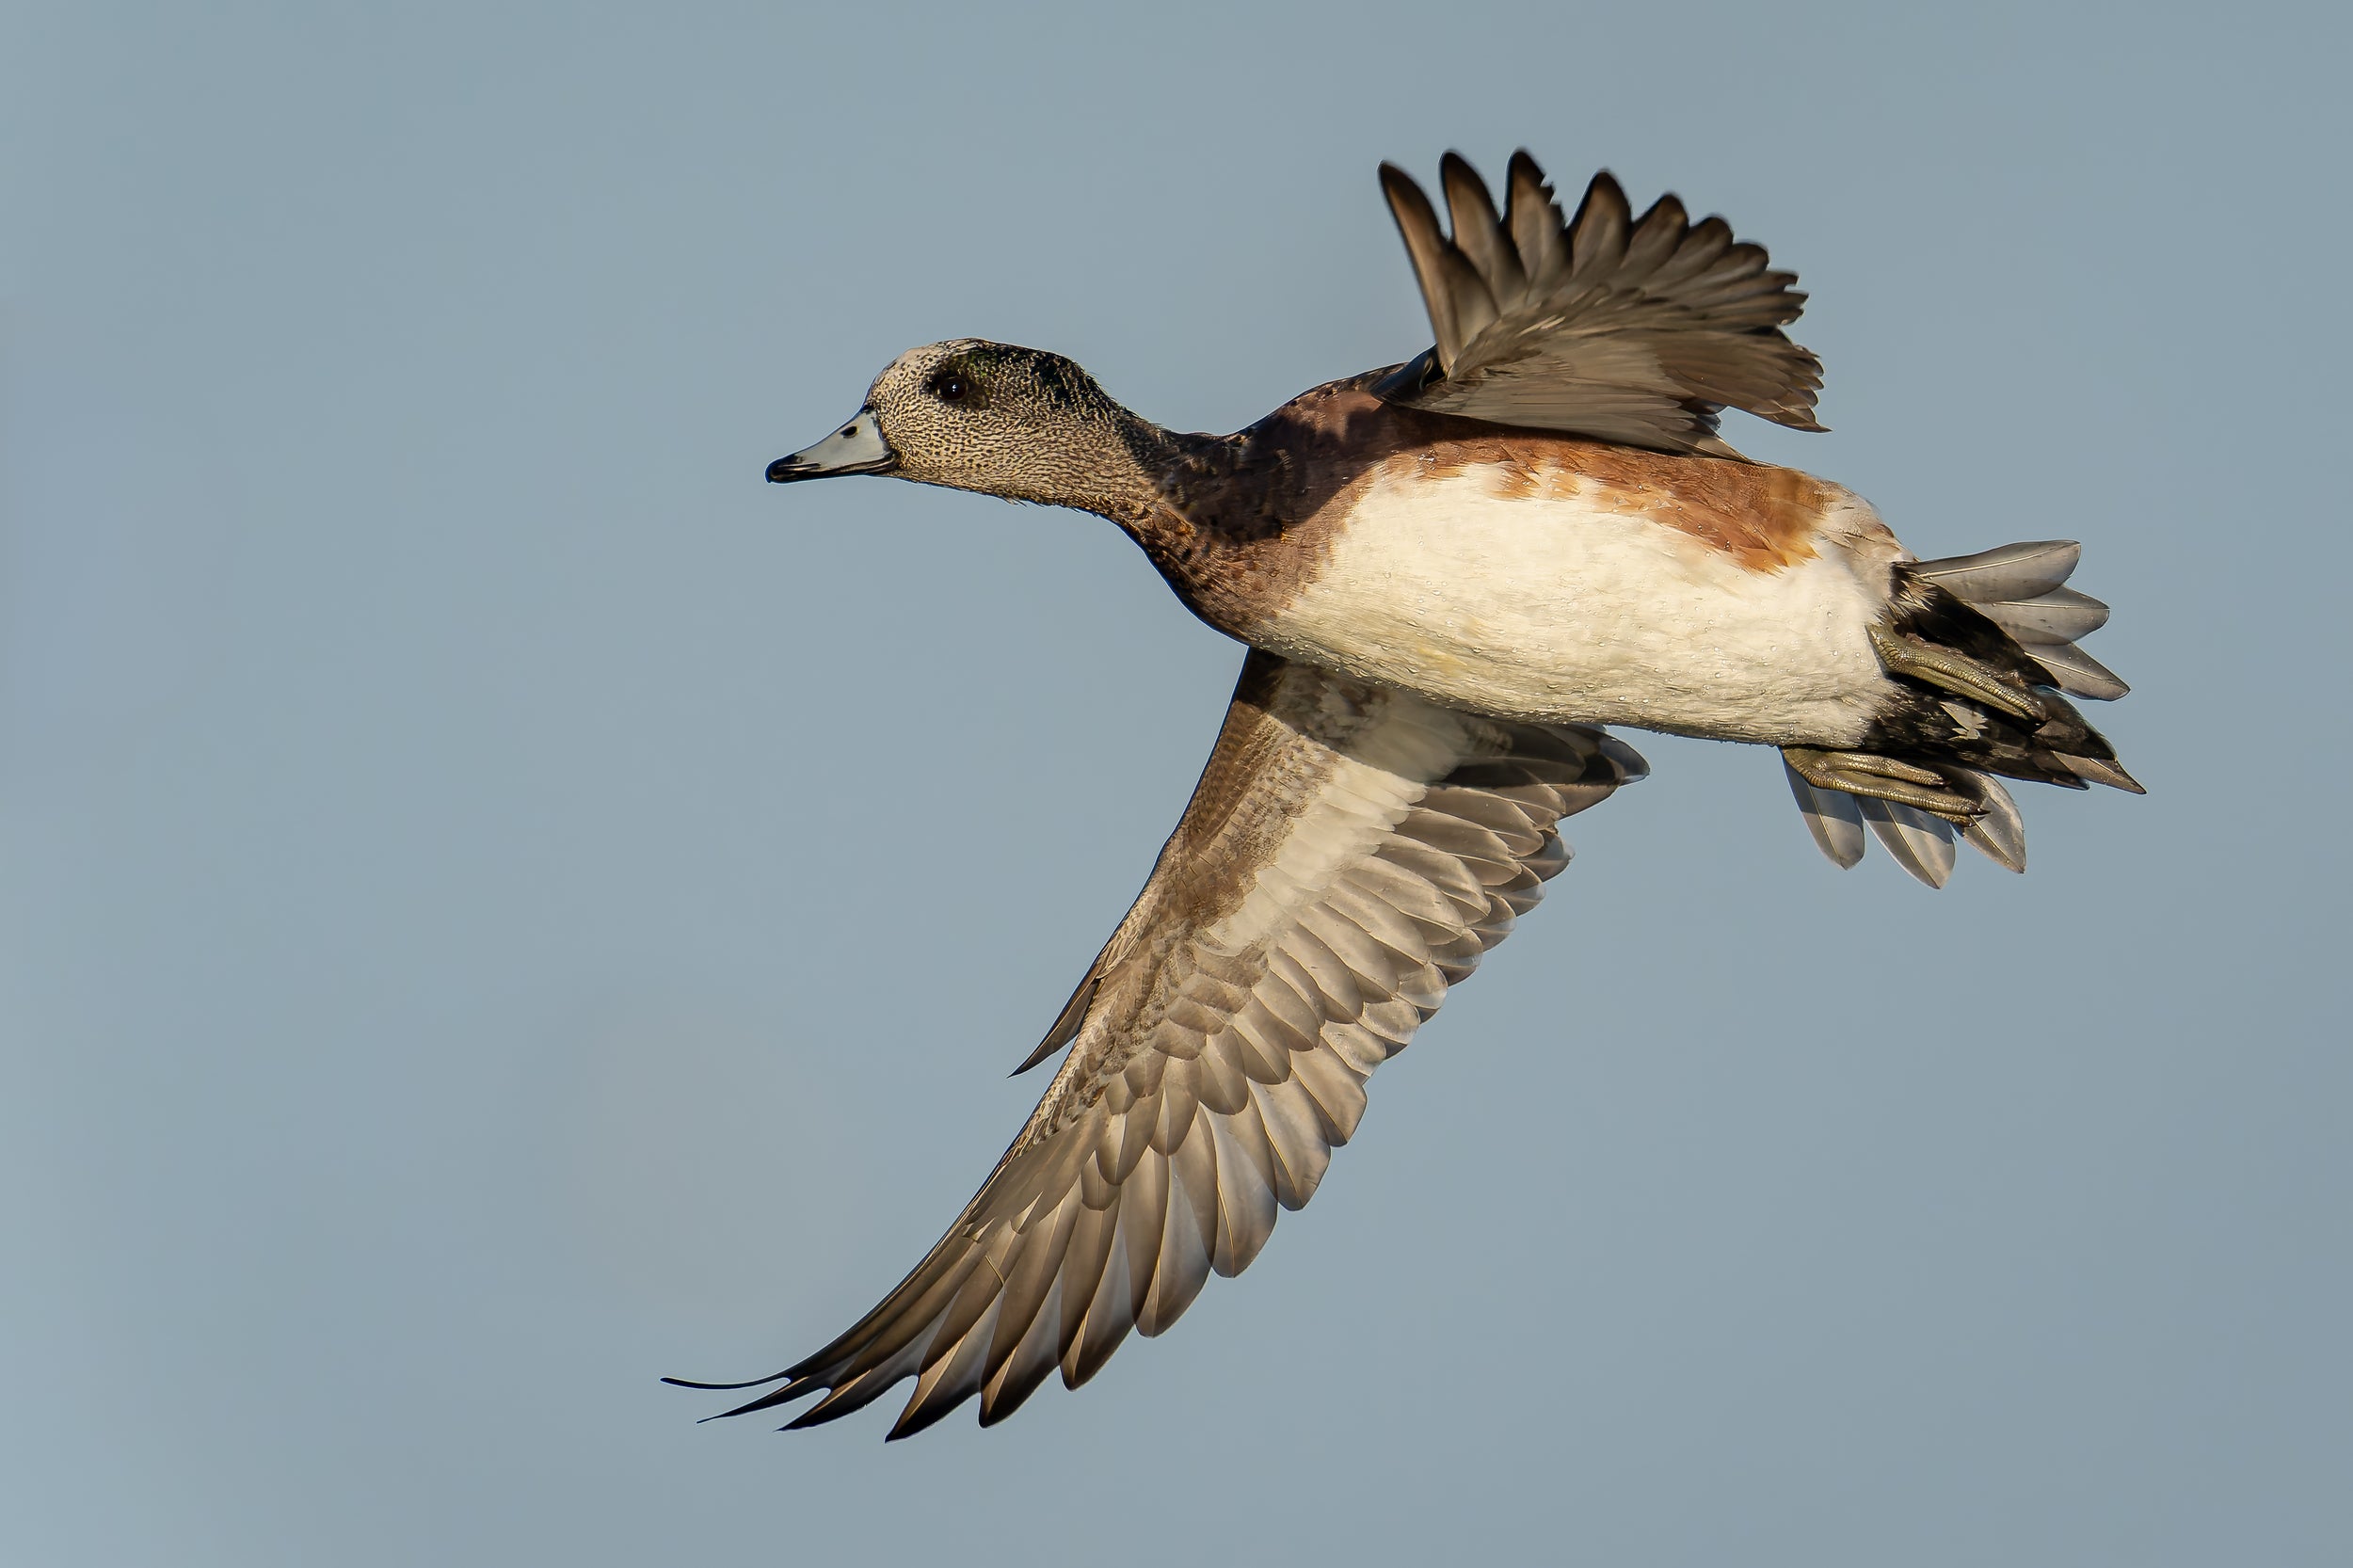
[1260,467,1895,746]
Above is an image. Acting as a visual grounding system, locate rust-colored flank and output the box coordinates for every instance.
[1385,438,1831,572]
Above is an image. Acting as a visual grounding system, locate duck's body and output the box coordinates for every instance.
[679,150,2142,1439]
[1257,450,1890,743]
[1117,379,1898,745]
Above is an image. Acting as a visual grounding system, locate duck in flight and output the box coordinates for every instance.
[667,150,2139,1437]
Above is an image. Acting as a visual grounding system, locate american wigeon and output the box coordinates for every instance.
[672,152,2137,1436]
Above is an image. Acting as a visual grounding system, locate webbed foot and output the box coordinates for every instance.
[1866,624,2048,724]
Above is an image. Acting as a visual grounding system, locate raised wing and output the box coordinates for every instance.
[669,652,1645,1437]
[1374,150,1825,456]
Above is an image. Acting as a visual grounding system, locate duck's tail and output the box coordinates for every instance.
[1785,539,2140,888]
[1913,538,2128,705]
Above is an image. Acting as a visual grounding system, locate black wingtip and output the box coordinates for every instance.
[884,1392,966,1442]
[1375,161,1430,216]
[665,1374,804,1426]
[780,1403,842,1432]
[1014,972,1098,1075]
[1574,168,1630,221]
[1008,1039,1065,1076]
[660,1369,793,1392]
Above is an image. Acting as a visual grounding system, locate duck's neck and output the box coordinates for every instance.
[1065,376,1463,639]
[1079,413,1277,630]
[1021,378,1424,636]
[1056,408,1209,527]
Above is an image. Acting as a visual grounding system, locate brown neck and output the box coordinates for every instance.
[1078,410,1214,529]
[1099,422,1292,633]
[1039,411,1262,632]
[1092,378,1439,636]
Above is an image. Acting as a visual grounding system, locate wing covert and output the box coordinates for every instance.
[668,653,1645,1437]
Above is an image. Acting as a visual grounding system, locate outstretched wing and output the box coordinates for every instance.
[670,653,1645,1438]
[1374,150,1825,456]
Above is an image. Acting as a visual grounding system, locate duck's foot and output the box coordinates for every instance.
[1866,625,2048,724]
[1781,747,1983,824]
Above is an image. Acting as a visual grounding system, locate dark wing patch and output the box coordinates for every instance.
[1375,150,1825,456]
[669,652,1645,1437]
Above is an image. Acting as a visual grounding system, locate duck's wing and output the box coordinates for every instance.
[668,652,1644,1438]
[1374,151,1824,456]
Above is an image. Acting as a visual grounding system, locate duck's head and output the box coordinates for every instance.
[768,339,1157,512]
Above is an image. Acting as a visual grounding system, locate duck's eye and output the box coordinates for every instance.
[936,374,968,403]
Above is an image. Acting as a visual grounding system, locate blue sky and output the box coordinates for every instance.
[4,3,2346,1563]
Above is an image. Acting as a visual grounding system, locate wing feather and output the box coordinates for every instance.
[1374,151,1824,454]
[1209,1107,1279,1275]
[670,652,1644,1435]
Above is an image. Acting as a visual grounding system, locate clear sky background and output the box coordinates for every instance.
[5,3,2346,1563]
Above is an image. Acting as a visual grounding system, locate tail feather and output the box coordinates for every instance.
[1912,539,2129,700]
[1907,538,2079,601]
[1948,769,2027,873]
[1784,758,1866,868]
[1858,797,1958,888]
[1786,537,2136,886]
[2014,639,2128,702]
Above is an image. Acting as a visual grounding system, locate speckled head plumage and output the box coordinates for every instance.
[769,338,1170,515]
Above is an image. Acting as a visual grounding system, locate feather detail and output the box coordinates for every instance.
[669,652,1643,1435]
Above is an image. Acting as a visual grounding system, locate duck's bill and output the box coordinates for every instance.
[766,409,896,482]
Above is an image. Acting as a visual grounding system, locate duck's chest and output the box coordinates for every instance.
[1242,464,1897,745]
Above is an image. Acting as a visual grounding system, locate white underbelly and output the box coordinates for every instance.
[1260,473,1893,746]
